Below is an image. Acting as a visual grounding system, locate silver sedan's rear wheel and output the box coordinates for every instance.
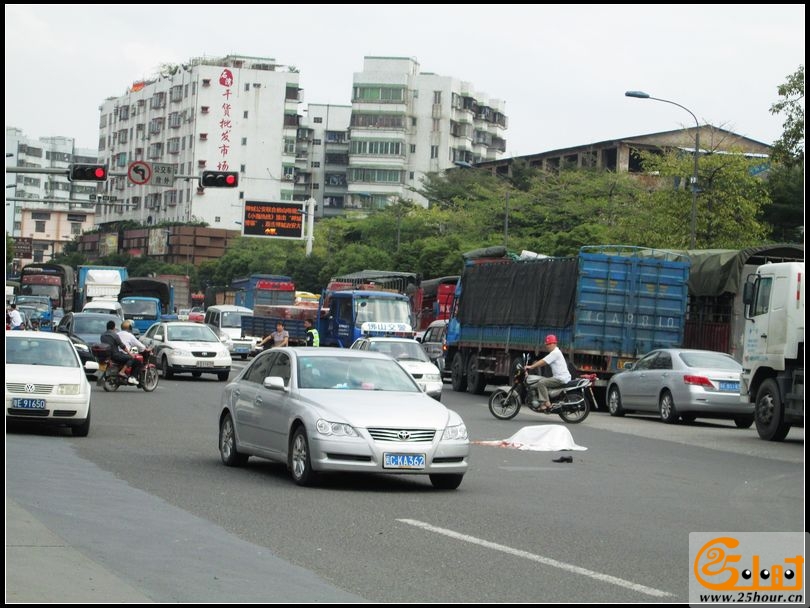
[429,473,463,490]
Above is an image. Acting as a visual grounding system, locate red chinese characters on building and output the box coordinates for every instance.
[216,69,234,170]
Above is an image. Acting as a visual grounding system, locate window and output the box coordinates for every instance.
[313,117,323,123]
[202,79,211,87]
[241,137,247,145]
[240,164,246,173]
[433,91,442,104]
[411,117,417,126]
[35,221,46,233]
[244,83,250,92]
[244,111,249,119]
[410,144,416,153]
[311,161,320,168]
[409,171,414,180]
[313,183,319,190]
[201,106,210,114]
[31,212,51,220]
[432,119,440,132]
[430,145,439,159]
[313,139,322,145]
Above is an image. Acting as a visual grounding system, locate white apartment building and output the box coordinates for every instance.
[6,127,98,264]
[346,57,507,209]
[96,55,302,230]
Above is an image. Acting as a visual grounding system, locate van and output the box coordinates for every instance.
[203,304,257,359]
[82,297,125,320]
[417,319,449,379]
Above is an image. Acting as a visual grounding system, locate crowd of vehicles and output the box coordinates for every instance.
[8,248,802,445]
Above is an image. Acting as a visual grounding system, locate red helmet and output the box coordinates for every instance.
[545,334,558,345]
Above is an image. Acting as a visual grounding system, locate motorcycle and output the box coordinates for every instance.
[488,355,594,424]
[93,345,159,392]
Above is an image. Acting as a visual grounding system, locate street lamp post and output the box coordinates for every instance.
[625,90,700,249]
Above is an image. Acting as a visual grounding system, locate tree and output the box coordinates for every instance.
[769,64,805,167]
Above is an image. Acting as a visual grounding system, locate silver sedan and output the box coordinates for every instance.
[218,347,469,489]
[606,348,754,427]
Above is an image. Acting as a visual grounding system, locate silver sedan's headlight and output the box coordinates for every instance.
[57,384,81,395]
[316,419,358,437]
[441,423,468,441]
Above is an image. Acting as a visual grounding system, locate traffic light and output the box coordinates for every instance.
[201,171,239,188]
[68,164,108,182]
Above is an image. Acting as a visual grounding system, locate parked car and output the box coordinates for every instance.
[5,331,98,436]
[218,347,469,489]
[416,319,449,379]
[140,321,231,381]
[349,336,443,401]
[56,311,119,371]
[605,348,754,427]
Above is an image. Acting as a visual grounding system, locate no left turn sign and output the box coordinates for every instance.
[128,161,152,185]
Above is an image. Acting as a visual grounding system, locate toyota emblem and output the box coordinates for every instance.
[397,430,411,440]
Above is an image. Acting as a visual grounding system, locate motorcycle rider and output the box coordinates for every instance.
[118,319,147,382]
[100,319,137,384]
[524,334,571,412]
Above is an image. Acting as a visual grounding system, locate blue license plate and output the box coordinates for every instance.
[12,398,46,409]
[384,453,425,469]
[235,346,248,353]
[719,381,739,392]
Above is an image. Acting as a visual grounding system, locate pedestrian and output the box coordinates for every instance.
[257,320,289,349]
[304,318,319,347]
[524,334,571,412]
[8,303,24,330]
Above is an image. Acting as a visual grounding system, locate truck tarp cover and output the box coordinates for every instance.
[682,245,804,296]
[457,258,577,327]
[119,279,171,307]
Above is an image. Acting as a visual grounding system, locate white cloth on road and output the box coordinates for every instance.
[474,425,588,451]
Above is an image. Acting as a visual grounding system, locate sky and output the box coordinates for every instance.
[4,4,806,158]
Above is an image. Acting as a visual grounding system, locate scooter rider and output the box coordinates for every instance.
[524,334,571,412]
[100,319,136,384]
[118,319,147,382]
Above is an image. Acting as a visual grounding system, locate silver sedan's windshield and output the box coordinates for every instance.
[297,355,418,391]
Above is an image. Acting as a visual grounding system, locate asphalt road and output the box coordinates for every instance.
[5,365,805,603]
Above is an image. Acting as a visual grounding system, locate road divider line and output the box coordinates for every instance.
[397,518,672,598]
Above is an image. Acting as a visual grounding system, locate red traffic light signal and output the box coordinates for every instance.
[68,164,108,182]
[201,171,239,188]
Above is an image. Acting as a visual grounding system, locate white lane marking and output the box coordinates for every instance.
[397,518,672,598]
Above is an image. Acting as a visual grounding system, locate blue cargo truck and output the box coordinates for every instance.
[445,246,690,405]
[118,278,177,334]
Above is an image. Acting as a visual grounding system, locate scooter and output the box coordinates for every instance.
[94,345,159,392]
[488,355,594,424]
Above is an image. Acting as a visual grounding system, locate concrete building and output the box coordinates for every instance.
[294,104,352,217]
[95,55,302,230]
[345,57,507,209]
[473,126,771,177]
[6,127,98,265]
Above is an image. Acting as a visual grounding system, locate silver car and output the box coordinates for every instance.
[218,347,469,489]
[606,348,754,427]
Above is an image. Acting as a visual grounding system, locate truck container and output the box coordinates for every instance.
[231,274,296,309]
[156,274,191,311]
[75,265,128,310]
[418,275,459,331]
[446,246,691,403]
[740,261,804,441]
[19,263,76,313]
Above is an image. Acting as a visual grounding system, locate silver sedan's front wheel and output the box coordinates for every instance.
[290,426,316,486]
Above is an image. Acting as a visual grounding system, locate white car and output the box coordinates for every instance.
[82,297,125,320]
[140,321,232,381]
[5,331,99,436]
[349,336,444,401]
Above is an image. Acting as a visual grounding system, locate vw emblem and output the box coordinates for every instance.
[25,383,35,393]
[397,430,411,440]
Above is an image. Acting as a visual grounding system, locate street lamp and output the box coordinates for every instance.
[625,90,700,249]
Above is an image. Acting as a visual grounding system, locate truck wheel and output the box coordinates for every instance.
[466,355,487,395]
[754,378,790,441]
[451,353,467,393]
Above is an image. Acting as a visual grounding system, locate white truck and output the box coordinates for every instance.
[740,261,804,441]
